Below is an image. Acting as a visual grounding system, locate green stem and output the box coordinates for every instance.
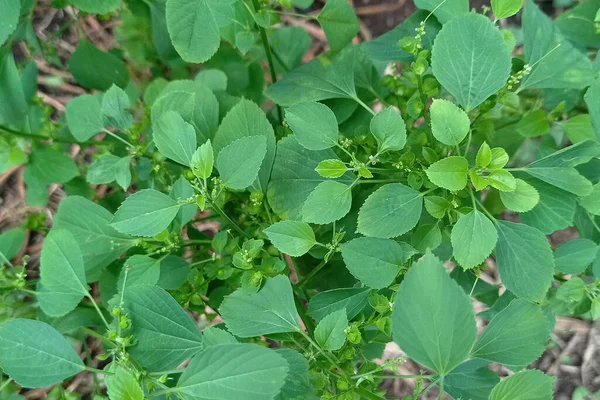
[351,372,433,380]
[148,388,178,398]
[354,96,376,116]
[86,294,111,331]
[86,366,112,375]
[271,10,318,19]
[189,258,214,268]
[298,330,349,379]
[438,375,445,400]
[102,129,134,148]
[1,125,95,145]
[294,292,315,336]
[210,202,249,238]
[149,369,184,376]
[0,378,12,392]
[81,327,117,348]
[475,198,497,223]
[297,258,329,288]
[354,387,386,400]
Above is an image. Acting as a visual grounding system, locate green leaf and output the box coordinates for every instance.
[391,252,477,374]
[492,0,523,19]
[111,189,183,237]
[87,155,120,185]
[516,109,549,137]
[102,84,132,131]
[124,285,203,372]
[495,221,554,301]
[157,255,191,290]
[203,326,238,347]
[316,159,347,178]
[443,360,500,400]
[451,210,498,270]
[0,49,28,125]
[500,178,540,212]
[317,0,360,52]
[264,221,316,257]
[286,102,339,151]
[520,178,576,234]
[38,230,88,317]
[308,287,371,321]
[177,344,289,400]
[72,0,121,14]
[235,31,254,55]
[341,237,408,289]
[487,170,517,192]
[118,255,161,292]
[154,110,197,166]
[191,140,214,179]
[0,319,85,388]
[271,26,312,74]
[556,277,586,303]
[489,147,509,170]
[370,107,407,153]
[522,0,594,90]
[69,39,129,90]
[274,349,313,400]
[105,365,144,400]
[357,183,423,238]
[220,275,300,337]
[315,308,348,351]
[584,78,600,142]
[476,142,492,169]
[430,99,470,146]
[0,227,25,266]
[0,0,20,46]
[54,196,135,280]
[472,299,550,365]
[29,147,78,184]
[114,156,131,191]
[195,69,228,91]
[554,238,598,274]
[302,180,353,224]
[410,223,442,252]
[489,370,555,400]
[424,196,452,219]
[431,14,511,111]
[580,183,600,215]
[415,0,468,23]
[563,115,597,144]
[216,136,267,190]
[426,156,469,191]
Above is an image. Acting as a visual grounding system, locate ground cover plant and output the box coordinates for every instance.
[1,0,600,398]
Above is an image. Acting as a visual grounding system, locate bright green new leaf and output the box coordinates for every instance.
[563,115,597,144]
[476,142,492,169]
[216,136,267,190]
[264,220,316,257]
[430,99,470,146]
[451,210,498,270]
[29,147,78,185]
[316,159,347,178]
[553,238,598,274]
[315,308,348,351]
[370,107,407,153]
[492,0,523,19]
[431,14,511,111]
[302,180,353,224]
[472,299,550,365]
[105,365,144,400]
[391,252,477,374]
[220,275,300,337]
[154,110,197,166]
[177,344,289,400]
[66,94,105,141]
[69,39,129,90]
[308,287,371,321]
[102,84,133,131]
[0,319,85,388]
[111,189,183,237]
[580,183,600,215]
[0,227,25,266]
[0,0,20,46]
[415,0,468,23]
[340,237,408,289]
[191,140,214,179]
[357,183,423,238]
[517,109,550,137]
[556,277,586,303]
[489,147,509,170]
[424,196,452,219]
[500,179,540,212]
[317,0,359,52]
[426,156,469,191]
[124,285,203,372]
[495,221,554,301]
[487,170,517,192]
[489,370,555,400]
[72,0,121,14]
[286,102,339,151]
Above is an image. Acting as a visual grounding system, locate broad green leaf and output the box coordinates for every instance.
[0,0,19,46]
[195,69,228,91]
[271,26,312,74]
[554,238,598,274]
[451,210,498,270]
[472,299,550,365]
[431,14,511,111]
[315,309,348,351]
[235,31,254,55]
[114,156,131,191]
[489,147,510,170]
[415,0,468,23]
[66,94,105,142]
[584,78,600,142]
[264,221,316,257]
[500,178,540,212]
[563,114,597,144]
[111,189,183,237]
[170,176,198,229]
[316,159,347,178]
[220,275,300,337]
[302,180,353,224]
[203,326,238,347]
[516,109,549,137]
[105,365,143,400]
[38,230,88,317]
[556,277,586,303]
[87,155,120,185]
[102,84,132,131]
[424,196,452,219]
[411,224,441,252]
[157,255,191,290]
[555,0,600,49]
[476,142,492,168]
[0,49,28,125]
[191,140,214,179]
[154,110,197,166]
[177,344,289,400]
[426,156,469,191]
[489,370,555,400]
[357,183,423,238]
[308,287,371,321]
[391,253,476,374]
[0,319,85,388]
[124,285,203,372]
[286,102,339,151]
[580,183,600,215]
[487,170,517,192]
[492,0,522,19]
[69,39,129,90]
[495,221,554,301]
[443,360,500,400]
[522,0,594,90]
[54,196,135,280]
[370,107,407,153]
[340,237,408,289]
[0,227,25,266]
[216,136,267,190]
[317,0,359,52]
[72,0,120,14]
[520,178,577,234]
[274,349,313,400]
[117,255,161,292]
[430,99,470,146]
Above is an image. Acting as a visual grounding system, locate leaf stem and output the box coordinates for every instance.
[102,129,134,149]
[0,124,96,145]
[148,369,184,376]
[438,375,445,400]
[0,378,12,392]
[296,258,329,287]
[475,198,497,223]
[297,329,349,379]
[86,294,111,331]
[85,366,112,375]
[210,202,249,238]
[354,96,376,116]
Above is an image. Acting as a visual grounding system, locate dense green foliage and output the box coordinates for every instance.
[1,0,600,399]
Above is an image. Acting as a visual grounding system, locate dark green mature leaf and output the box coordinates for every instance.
[302,180,353,224]
[220,275,300,337]
[0,0,19,46]
[286,101,339,151]
[580,183,600,215]
[66,94,104,142]
[216,136,267,190]
[153,110,197,166]
[0,319,85,388]
[124,285,203,372]
[0,49,28,124]
[444,360,500,400]
[111,189,183,237]
[203,326,238,347]
[451,210,498,270]
[521,0,595,90]
[271,26,312,73]
[177,344,289,400]
[315,309,348,351]
[495,221,554,302]
[520,178,577,234]
[157,255,190,290]
[392,253,477,374]
[584,78,600,142]
[117,255,161,292]
[426,156,469,191]
[370,107,407,153]
[317,0,360,52]
[29,147,78,184]
[274,349,313,400]
[431,13,511,111]
[415,0,468,23]
[102,84,133,131]
[554,238,598,274]
[472,299,550,365]
[430,99,470,146]
[69,39,129,90]
[357,183,423,238]
[308,287,371,321]
[72,0,121,14]
[264,221,316,257]
[489,370,555,400]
